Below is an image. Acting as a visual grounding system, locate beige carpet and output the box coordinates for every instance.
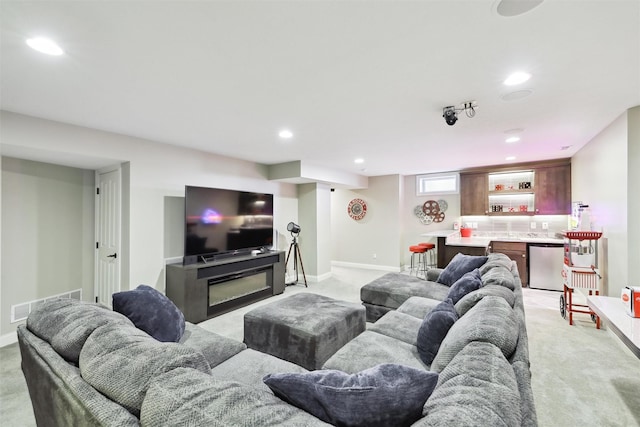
[522,288,640,427]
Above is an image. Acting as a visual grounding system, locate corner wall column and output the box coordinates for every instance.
[296,183,332,281]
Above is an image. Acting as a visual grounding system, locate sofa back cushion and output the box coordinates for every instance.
[436,254,488,286]
[27,299,133,364]
[454,284,516,317]
[79,322,210,416]
[430,296,518,373]
[141,368,329,426]
[179,323,247,369]
[421,341,521,426]
[481,265,516,290]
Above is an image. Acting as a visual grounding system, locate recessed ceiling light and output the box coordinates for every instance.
[505,156,517,161]
[278,129,293,139]
[26,37,64,56]
[505,136,520,143]
[354,158,364,164]
[504,72,531,86]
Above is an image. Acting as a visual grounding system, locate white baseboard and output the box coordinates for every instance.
[331,261,401,273]
[0,331,18,348]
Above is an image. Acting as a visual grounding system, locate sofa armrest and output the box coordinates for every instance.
[180,323,246,368]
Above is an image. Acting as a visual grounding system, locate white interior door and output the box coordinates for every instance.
[95,168,121,306]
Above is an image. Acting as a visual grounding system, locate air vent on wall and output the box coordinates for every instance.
[11,289,82,323]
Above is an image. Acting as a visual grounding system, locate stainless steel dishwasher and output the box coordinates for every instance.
[528,243,564,291]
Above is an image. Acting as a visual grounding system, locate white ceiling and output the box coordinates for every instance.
[1,1,639,177]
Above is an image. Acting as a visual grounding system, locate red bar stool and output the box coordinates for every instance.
[418,242,437,271]
[409,245,427,277]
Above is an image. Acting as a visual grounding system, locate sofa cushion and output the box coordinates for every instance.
[368,311,423,345]
[422,341,521,426]
[416,299,458,366]
[113,284,185,342]
[210,349,308,394]
[479,252,514,273]
[26,298,133,364]
[430,296,518,373]
[396,296,442,319]
[179,323,246,368]
[445,268,482,304]
[481,265,516,290]
[141,368,328,426]
[263,364,438,427]
[436,253,488,286]
[454,284,516,317]
[322,331,427,373]
[79,323,210,416]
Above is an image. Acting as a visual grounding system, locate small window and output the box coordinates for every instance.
[416,173,459,196]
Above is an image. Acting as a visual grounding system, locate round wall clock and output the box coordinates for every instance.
[348,198,367,221]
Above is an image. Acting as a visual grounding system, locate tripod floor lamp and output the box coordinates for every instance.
[285,222,307,287]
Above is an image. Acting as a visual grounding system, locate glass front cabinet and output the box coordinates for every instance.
[488,170,535,215]
[460,162,571,216]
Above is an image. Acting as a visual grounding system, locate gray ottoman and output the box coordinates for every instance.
[243,293,366,370]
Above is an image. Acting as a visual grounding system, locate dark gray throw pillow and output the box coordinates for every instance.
[446,268,482,304]
[417,298,458,366]
[263,364,438,427]
[112,285,185,342]
[437,253,488,286]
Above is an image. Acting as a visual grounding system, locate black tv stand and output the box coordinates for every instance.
[166,251,285,323]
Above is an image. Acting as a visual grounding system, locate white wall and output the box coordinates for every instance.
[0,111,298,340]
[331,175,403,271]
[571,111,630,296]
[628,106,640,285]
[1,158,95,336]
[403,174,460,268]
[297,183,332,281]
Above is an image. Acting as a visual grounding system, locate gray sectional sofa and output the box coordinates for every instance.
[17,252,537,426]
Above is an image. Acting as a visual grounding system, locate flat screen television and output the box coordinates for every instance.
[184,186,274,265]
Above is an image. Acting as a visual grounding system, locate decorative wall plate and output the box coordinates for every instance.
[433,211,446,222]
[415,200,446,225]
[422,200,441,216]
[348,198,367,220]
[420,215,433,225]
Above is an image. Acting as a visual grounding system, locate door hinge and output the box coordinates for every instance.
[96,242,99,249]
[96,187,100,195]
[95,296,98,303]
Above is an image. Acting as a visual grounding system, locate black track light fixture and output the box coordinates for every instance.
[442,101,477,126]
